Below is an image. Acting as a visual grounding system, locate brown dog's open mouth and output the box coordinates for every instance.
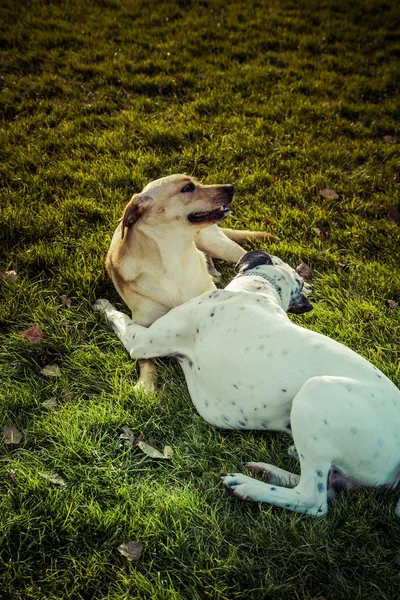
[188,206,231,224]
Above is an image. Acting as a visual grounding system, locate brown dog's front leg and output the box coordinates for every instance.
[136,359,159,394]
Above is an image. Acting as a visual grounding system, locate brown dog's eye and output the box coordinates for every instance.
[181,182,195,193]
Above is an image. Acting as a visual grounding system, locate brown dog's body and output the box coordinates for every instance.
[106,174,274,390]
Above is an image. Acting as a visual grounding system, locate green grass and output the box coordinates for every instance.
[1,0,400,598]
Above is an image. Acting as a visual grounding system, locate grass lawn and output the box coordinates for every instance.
[1,0,400,598]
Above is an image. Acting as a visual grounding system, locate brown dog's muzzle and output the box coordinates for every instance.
[188,184,235,224]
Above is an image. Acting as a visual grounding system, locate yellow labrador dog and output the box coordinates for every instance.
[106,174,275,391]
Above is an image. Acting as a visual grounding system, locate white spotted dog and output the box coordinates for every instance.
[94,250,400,518]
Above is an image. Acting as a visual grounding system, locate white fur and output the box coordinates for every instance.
[94,255,400,517]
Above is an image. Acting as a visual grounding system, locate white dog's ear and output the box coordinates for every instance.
[235,250,273,273]
[121,194,151,239]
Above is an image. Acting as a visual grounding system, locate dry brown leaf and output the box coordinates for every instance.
[77,328,87,345]
[0,270,18,283]
[387,299,399,310]
[19,324,43,344]
[262,214,271,225]
[163,446,173,459]
[311,227,329,239]
[8,470,17,483]
[137,440,171,459]
[40,472,67,487]
[120,426,137,447]
[383,135,396,143]
[295,263,311,279]
[41,397,58,409]
[3,425,23,445]
[60,295,72,308]
[41,364,61,377]
[388,206,400,224]
[319,188,339,200]
[117,540,143,562]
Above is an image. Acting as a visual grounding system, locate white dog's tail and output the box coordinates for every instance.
[222,228,277,243]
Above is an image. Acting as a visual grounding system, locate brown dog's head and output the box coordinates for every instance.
[120,174,234,239]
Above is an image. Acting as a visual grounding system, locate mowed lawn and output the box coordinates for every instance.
[1,0,400,598]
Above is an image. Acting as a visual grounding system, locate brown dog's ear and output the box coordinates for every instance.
[121,195,151,239]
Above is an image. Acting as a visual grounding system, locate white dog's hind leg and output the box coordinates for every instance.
[222,459,330,516]
[245,462,300,487]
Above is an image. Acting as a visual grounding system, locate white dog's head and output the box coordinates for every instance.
[234,250,313,314]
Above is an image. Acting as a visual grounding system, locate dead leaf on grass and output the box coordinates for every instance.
[119,426,138,447]
[60,295,72,308]
[117,540,143,562]
[387,299,399,310]
[319,188,339,200]
[383,135,396,143]
[262,214,271,225]
[77,328,87,345]
[162,445,173,458]
[41,397,58,409]
[0,270,18,283]
[8,470,17,483]
[295,263,311,279]
[3,425,23,445]
[40,472,67,487]
[19,324,43,344]
[388,206,400,224]
[137,440,172,459]
[311,227,329,239]
[41,364,61,377]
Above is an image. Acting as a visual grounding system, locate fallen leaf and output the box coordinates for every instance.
[262,214,271,225]
[0,270,18,283]
[387,299,399,309]
[388,206,400,224]
[77,328,87,345]
[163,445,173,458]
[60,295,72,308]
[383,135,395,143]
[3,425,23,445]
[137,440,172,459]
[319,188,339,200]
[19,324,43,344]
[311,227,329,239]
[63,388,73,402]
[41,397,58,409]
[120,426,138,447]
[8,470,17,483]
[41,364,61,377]
[40,472,67,487]
[295,263,311,279]
[118,540,143,562]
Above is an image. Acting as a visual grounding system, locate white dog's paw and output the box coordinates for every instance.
[221,473,262,502]
[93,299,114,314]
